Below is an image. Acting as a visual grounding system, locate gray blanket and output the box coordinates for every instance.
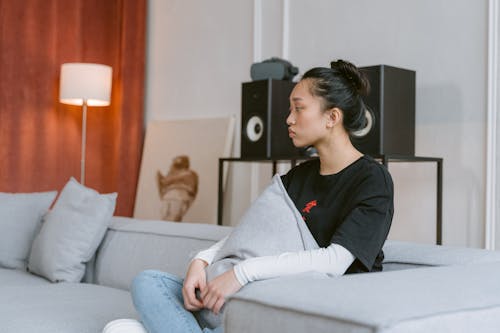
[199,175,319,328]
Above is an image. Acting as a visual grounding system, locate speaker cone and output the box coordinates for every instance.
[246,115,264,142]
[351,109,375,138]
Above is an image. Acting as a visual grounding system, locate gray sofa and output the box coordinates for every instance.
[2,216,500,333]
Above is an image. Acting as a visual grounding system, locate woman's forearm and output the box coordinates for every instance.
[233,243,355,286]
[193,235,229,265]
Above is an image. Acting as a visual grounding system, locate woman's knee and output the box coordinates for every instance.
[131,270,182,303]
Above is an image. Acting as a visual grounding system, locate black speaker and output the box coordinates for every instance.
[241,79,300,158]
[351,65,416,156]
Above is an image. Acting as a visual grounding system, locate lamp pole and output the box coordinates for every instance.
[81,99,88,185]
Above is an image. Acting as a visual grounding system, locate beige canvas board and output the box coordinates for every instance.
[134,116,235,224]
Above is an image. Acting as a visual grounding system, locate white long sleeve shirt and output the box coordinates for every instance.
[194,237,355,286]
[194,235,228,265]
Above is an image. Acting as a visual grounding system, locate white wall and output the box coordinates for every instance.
[145,0,254,123]
[146,0,493,248]
[496,58,500,248]
[491,0,500,250]
[145,0,256,224]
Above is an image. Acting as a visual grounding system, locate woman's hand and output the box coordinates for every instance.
[200,269,242,315]
[182,259,208,311]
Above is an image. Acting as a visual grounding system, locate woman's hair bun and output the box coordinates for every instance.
[330,59,370,96]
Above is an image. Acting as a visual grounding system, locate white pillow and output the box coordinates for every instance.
[28,178,117,282]
[0,191,57,269]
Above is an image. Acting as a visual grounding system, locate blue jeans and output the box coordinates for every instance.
[131,270,223,333]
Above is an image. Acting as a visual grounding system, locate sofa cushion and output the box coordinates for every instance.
[0,191,57,269]
[206,174,319,282]
[0,283,136,333]
[225,262,500,333]
[28,178,117,282]
[93,217,232,290]
[0,268,50,287]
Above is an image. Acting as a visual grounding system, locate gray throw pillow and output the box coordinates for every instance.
[0,191,57,269]
[201,175,319,328]
[28,178,117,282]
[206,174,319,281]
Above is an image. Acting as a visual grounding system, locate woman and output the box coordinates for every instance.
[131,60,394,333]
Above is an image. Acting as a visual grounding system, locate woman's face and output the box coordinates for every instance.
[286,79,331,148]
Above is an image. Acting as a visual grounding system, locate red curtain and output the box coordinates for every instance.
[0,0,146,216]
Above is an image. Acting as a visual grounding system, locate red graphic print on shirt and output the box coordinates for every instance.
[301,199,317,221]
[302,200,317,214]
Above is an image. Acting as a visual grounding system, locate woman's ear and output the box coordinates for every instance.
[326,108,342,128]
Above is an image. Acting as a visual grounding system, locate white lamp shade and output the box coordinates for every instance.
[59,63,112,106]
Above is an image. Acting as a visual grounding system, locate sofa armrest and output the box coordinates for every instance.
[224,262,500,333]
[382,240,500,269]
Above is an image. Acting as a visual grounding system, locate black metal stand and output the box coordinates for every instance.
[217,155,443,245]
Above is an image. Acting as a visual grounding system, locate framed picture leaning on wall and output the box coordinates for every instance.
[134,116,235,224]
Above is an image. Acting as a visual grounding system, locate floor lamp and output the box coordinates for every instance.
[59,63,112,186]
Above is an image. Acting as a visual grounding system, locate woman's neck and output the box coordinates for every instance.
[316,133,363,175]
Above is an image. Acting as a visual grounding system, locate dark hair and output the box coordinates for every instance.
[301,60,370,134]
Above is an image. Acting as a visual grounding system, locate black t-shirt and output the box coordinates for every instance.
[281,156,394,273]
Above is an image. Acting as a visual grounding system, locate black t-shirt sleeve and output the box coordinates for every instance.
[330,165,394,271]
